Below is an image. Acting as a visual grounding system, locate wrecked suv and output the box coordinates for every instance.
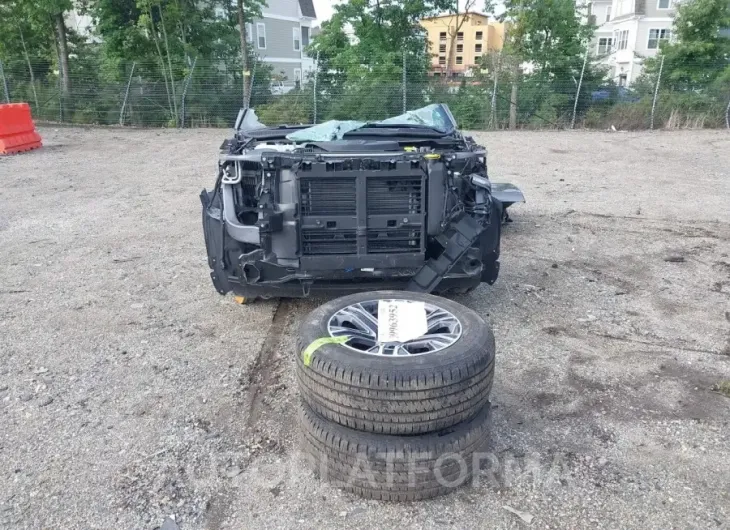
[201,104,523,299]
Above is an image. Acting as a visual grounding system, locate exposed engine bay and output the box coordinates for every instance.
[201,104,524,298]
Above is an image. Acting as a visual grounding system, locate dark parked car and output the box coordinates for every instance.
[201,104,523,299]
[591,86,640,103]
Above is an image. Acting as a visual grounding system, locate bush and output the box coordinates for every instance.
[529,93,572,128]
[589,99,653,130]
[256,89,313,125]
[578,91,726,130]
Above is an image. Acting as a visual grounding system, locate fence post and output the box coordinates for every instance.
[402,49,407,113]
[58,76,63,123]
[119,62,136,126]
[313,50,319,124]
[246,60,257,109]
[650,54,665,130]
[509,62,519,130]
[180,57,197,128]
[19,28,39,111]
[725,95,730,130]
[490,53,500,129]
[29,79,39,114]
[0,60,9,103]
[571,48,589,129]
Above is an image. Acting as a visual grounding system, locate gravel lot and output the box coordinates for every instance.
[1,127,729,529]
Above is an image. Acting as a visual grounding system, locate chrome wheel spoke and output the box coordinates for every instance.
[328,299,462,357]
[348,303,379,332]
[367,343,388,356]
[404,333,457,350]
[427,308,457,332]
[333,303,378,337]
[329,325,375,342]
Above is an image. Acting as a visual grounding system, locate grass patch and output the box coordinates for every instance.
[711,381,730,397]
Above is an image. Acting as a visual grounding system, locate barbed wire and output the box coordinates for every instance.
[0,57,728,130]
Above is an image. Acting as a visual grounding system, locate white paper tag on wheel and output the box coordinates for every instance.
[377,300,428,343]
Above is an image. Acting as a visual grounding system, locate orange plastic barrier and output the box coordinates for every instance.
[0,103,42,154]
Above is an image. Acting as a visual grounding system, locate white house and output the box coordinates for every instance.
[590,0,676,86]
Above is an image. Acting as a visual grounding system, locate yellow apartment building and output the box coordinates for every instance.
[420,12,507,76]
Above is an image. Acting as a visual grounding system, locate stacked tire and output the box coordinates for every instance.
[295,291,496,501]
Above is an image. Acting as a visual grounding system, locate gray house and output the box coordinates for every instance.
[246,0,317,87]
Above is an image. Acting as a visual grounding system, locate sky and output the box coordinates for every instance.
[310,0,504,27]
[312,0,339,24]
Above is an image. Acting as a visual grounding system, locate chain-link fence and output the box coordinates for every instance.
[1,54,728,130]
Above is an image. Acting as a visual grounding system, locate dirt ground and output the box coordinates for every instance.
[1,127,729,530]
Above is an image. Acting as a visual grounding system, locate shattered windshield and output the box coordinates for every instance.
[284,104,456,142]
[237,104,457,142]
[285,120,366,142]
[376,104,456,133]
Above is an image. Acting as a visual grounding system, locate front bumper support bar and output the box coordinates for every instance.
[407,213,490,293]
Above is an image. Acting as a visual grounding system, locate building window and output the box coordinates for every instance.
[439,43,446,53]
[657,0,672,8]
[256,23,266,49]
[438,56,446,66]
[474,56,481,65]
[302,26,309,47]
[616,30,628,50]
[475,43,482,53]
[293,27,301,51]
[457,32,464,41]
[475,31,483,40]
[456,56,463,65]
[456,43,463,52]
[597,37,613,54]
[245,23,253,43]
[439,32,447,41]
[648,28,671,49]
[618,73,627,86]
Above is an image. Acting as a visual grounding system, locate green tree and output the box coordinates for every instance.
[499,0,596,127]
[237,0,266,106]
[0,0,80,120]
[0,0,73,97]
[308,0,450,120]
[86,0,241,72]
[0,1,55,107]
[645,0,730,91]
